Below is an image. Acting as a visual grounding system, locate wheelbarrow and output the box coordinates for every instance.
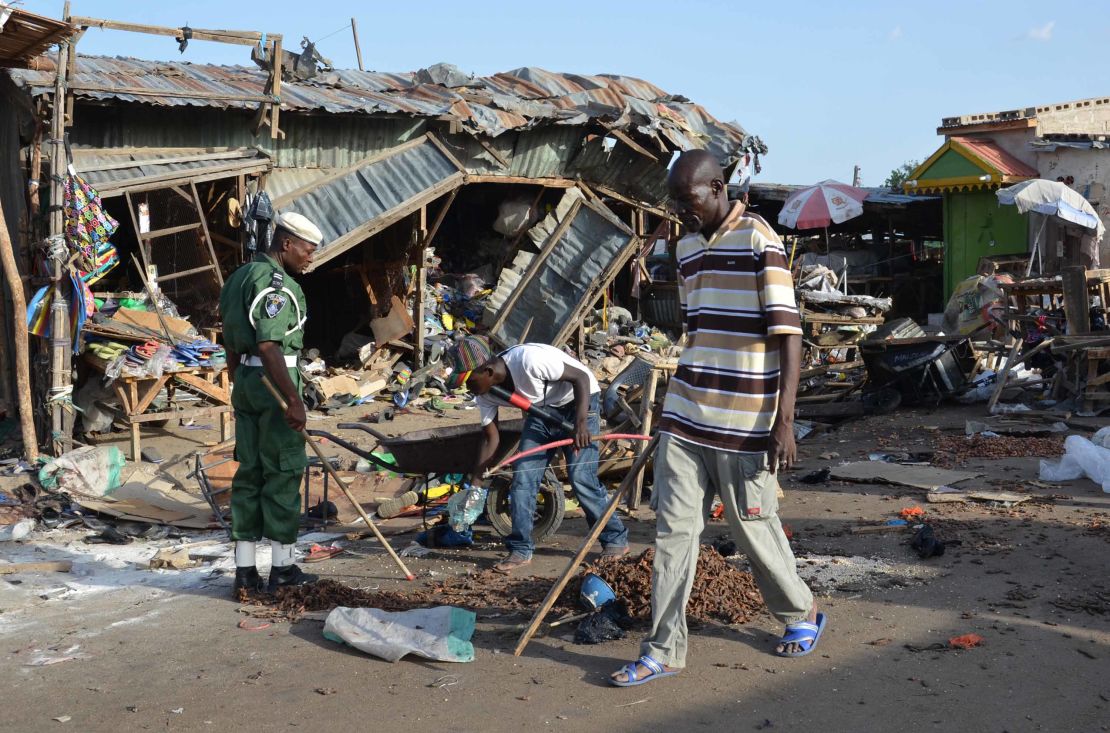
[309,420,566,543]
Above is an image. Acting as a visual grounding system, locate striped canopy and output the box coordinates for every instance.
[777,180,868,230]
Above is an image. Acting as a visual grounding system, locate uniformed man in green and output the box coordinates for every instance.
[219,212,322,595]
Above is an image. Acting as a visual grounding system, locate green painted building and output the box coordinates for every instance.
[905,136,1038,296]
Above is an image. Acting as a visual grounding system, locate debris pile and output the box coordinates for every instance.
[585,547,764,625]
[933,435,1064,466]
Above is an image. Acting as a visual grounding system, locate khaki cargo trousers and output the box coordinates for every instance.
[641,433,814,668]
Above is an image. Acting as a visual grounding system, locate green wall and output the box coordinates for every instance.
[944,189,1028,296]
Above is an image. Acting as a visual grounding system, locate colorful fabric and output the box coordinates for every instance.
[658,205,802,454]
[26,285,52,337]
[444,336,493,390]
[63,171,118,271]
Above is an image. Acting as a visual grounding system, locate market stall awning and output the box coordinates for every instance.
[0,5,74,68]
[903,136,1038,194]
[72,148,272,197]
[271,134,466,271]
[483,187,639,348]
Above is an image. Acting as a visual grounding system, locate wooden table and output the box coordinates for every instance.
[85,354,233,460]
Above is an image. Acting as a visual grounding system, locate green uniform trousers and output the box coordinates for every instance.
[230,365,307,545]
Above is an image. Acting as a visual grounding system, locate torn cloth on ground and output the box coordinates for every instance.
[323,606,475,663]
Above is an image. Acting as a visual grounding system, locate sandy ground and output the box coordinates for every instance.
[1,401,1108,733]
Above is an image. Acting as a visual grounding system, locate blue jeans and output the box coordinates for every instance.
[505,393,628,558]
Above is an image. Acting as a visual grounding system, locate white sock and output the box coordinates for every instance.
[271,541,295,568]
[234,541,256,568]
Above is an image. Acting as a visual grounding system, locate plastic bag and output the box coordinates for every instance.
[1039,434,1110,493]
[323,606,475,663]
[575,600,635,644]
[38,446,126,497]
[143,345,175,378]
[446,486,487,532]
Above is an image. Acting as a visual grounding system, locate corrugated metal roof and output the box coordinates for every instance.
[272,136,465,269]
[749,182,940,205]
[951,136,1039,178]
[72,148,270,194]
[7,55,758,165]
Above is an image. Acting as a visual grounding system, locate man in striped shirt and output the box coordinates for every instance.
[611,150,824,687]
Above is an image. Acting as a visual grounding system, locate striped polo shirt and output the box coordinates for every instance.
[658,205,802,453]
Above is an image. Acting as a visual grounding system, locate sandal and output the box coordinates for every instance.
[609,655,679,687]
[493,553,532,574]
[304,544,345,563]
[600,545,630,560]
[775,612,828,658]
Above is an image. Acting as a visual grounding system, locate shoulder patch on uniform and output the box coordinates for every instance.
[264,292,287,318]
[269,270,284,290]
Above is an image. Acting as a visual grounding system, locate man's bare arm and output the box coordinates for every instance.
[767,333,801,473]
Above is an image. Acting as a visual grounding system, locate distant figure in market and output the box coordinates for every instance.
[446,338,628,573]
[219,212,322,596]
[610,150,824,687]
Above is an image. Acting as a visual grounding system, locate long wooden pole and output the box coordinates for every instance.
[350,18,364,71]
[260,375,415,581]
[48,38,71,455]
[513,434,659,656]
[0,198,39,461]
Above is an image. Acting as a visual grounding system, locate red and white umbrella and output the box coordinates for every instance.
[777,180,868,230]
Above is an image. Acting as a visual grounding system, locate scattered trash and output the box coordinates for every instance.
[314,688,337,696]
[799,468,831,484]
[910,524,945,559]
[38,446,126,498]
[831,462,979,491]
[580,573,617,610]
[1040,435,1110,493]
[304,544,345,563]
[52,716,71,723]
[149,547,198,570]
[323,606,476,663]
[574,600,634,644]
[899,507,925,521]
[0,518,35,541]
[948,633,984,650]
[399,542,433,558]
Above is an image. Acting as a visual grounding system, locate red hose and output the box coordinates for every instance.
[484,434,651,476]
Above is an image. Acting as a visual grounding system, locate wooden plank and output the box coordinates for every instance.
[191,181,224,287]
[69,16,277,45]
[628,369,659,510]
[424,132,468,173]
[173,371,231,404]
[466,174,575,187]
[420,189,457,250]
[140,222,201,240]
[1062,266,1092,334]
[269,36,282,140]
[0,561,72,575]
[592,184,677,222]
[601,126,659,163]
[97,160,271,198]
[155,264,217,283]
[477,137,510,168]
[129,405,233,424]
[132,375,171,416]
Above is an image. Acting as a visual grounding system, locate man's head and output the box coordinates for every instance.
[667,149,730,236]
[444,336,498,393]
[271,212,323,274]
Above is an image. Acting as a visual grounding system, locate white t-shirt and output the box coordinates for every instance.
[477,344,600,426]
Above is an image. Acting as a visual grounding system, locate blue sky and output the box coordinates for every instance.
[17,0,1106,186]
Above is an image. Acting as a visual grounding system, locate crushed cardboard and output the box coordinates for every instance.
[75,466,215,529]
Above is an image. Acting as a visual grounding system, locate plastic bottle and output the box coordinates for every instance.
[447,485,487,532]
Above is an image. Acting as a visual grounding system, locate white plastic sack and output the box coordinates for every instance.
[1091,427,1110,449]
[1039,434,1110,493]
[323,606,476,663]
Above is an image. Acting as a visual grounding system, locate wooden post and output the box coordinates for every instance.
[1061,266,1091,335]
[0,197,39,461]
[628,368,659,509]
[269,37,282,140]
[350,18,364,71]
[48,40,72,455]
[413,207,427,368]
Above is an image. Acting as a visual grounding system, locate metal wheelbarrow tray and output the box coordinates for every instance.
[314,419,526,475]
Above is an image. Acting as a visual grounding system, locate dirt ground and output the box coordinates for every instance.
[1,401,1108,733]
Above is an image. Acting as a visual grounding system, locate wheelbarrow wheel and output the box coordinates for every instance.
[485,468,565,543]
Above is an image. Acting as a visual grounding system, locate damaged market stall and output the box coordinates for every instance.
[2,13,761,454]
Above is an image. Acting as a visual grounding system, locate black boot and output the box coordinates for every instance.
[267,564,317,593]
[233,566,264,596]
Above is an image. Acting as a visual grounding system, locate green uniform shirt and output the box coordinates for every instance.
[219,254,307,356]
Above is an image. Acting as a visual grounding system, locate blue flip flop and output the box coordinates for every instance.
[609,655,679,687]
[776,612,828,658]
